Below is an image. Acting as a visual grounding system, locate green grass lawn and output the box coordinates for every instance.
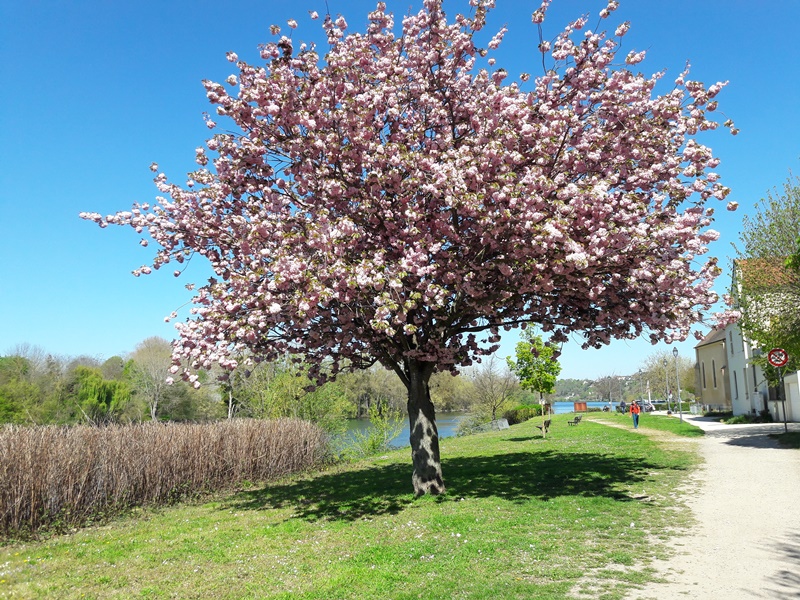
[589,410,706,438]
[0,415,701,600]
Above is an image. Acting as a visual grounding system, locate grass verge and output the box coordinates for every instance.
[769,431,800,449]
[0,415,700,600]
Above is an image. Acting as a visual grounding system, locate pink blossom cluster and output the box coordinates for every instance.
[710,292,742,329]
[82,0,734,382]
[712,310,742,329]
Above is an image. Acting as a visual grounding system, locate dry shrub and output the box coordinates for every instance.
[0,418,327,538]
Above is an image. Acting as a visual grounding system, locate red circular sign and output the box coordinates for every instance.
[768,348,789,368]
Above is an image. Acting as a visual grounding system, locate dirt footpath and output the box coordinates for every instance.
[628,416,800,600]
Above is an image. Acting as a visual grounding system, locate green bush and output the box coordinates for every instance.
[704,410,733,419]
[502,404,543,426]
[723,411,774,425]
[339,403,404,460]
[455,413,489,437]
[724,415,750,425]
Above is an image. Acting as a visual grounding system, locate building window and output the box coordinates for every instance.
[702,362,707,389]
[729,331,734,355]
[733,371,739,399]
[712,359,718,388]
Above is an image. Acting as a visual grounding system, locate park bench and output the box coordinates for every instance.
[535,419,551,435]
[567,415,582,426]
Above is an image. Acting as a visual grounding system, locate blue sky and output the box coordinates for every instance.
[1,0,798,380]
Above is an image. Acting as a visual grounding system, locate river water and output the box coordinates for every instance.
[342,411,469,449]
[342,403,620,449]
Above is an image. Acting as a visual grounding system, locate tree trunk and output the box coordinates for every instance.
[150,397,158,422]
[406,361,445,496]
[227,390,235,419]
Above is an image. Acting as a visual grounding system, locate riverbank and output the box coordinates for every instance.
[2,414,702,599]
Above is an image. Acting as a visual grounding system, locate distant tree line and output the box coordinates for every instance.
[0,339,222,426]
[2,335,697,428]
[553,351,697,404]
[1,338,547,431]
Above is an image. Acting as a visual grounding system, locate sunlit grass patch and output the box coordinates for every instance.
[588,411,705,437]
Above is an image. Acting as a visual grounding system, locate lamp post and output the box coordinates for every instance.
[637,370,643,402]
[673,347,683,422]
[663,357,671,413]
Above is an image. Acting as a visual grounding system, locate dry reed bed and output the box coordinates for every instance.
[0,419,328,538]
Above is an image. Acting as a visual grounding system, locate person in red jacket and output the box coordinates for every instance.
[630,400,641,429]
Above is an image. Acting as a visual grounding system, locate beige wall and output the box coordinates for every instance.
[696,341,731,409]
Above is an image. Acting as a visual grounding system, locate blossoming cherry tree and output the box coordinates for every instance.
[83,0,734,496]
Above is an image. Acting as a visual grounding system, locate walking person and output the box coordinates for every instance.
[630,400,641,429]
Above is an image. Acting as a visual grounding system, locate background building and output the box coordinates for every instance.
[694,328,731,412]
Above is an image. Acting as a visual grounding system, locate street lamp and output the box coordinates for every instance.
[663,357,671,413]
[673,347,683,422]
[637,370,643,402]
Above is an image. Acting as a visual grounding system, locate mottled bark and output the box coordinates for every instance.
[406,361,445,496]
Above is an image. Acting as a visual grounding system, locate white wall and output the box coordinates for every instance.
[784,371,799,422]
[726,324,770,416]
[768,371,799,423]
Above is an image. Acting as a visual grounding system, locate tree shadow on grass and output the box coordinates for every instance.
[227,462,413,521]
[225,450,676,523]
[444,450,661,503]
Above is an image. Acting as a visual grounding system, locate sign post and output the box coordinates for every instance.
[768,348,789,369]
[768,348,789,433]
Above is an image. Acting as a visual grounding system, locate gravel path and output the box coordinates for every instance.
[628,415,800,600]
